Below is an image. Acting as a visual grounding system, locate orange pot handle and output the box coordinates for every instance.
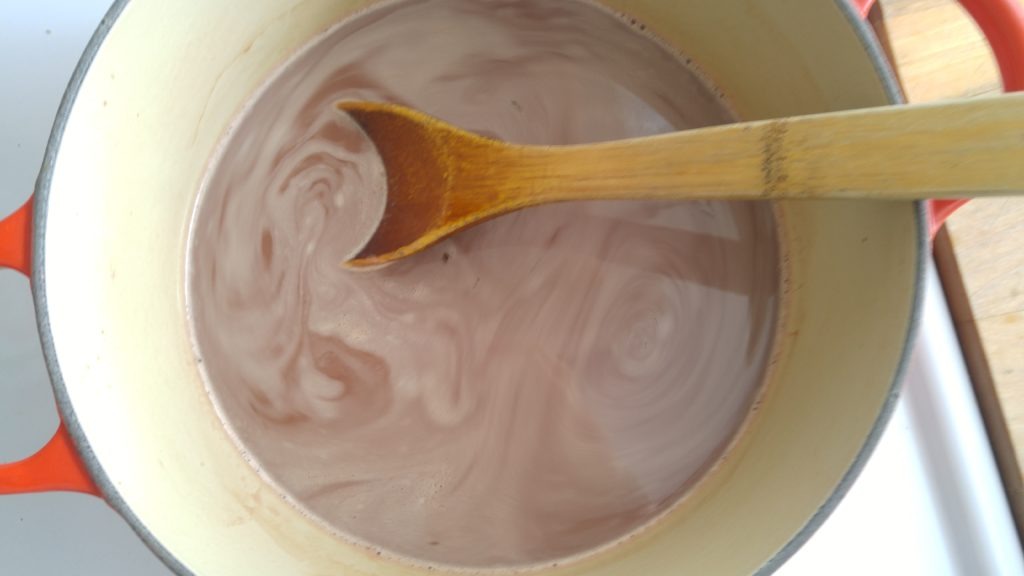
[855,0,1024,236]
[0,196,99,496]
[851,0,876,19]
[0,197,33,275]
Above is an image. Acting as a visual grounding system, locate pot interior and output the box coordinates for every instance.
[38,0,919,574]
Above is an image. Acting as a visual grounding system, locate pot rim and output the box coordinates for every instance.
[28,1,924,574]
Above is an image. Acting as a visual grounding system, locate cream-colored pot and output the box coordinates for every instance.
[10,0,925,574]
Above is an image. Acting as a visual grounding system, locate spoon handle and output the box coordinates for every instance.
[511,92,1024,202]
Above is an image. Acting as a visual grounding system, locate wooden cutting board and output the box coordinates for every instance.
[875,0,1024,533]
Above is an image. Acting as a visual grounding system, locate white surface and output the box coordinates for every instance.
[779,263,1024,576]
[0,1,1020,574]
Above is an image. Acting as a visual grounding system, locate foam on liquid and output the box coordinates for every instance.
[188,0,779,569]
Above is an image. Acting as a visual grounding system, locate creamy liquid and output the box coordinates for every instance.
[188,0,779,569]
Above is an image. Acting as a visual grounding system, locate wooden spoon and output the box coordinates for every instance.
[338,95,1024,268]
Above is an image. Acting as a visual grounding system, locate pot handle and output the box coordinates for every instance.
[0,196,99,495]
[855,0,1024,236]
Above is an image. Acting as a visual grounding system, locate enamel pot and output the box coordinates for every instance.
[2,0,1023,574]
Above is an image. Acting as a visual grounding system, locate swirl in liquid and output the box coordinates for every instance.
[188,0,779,569]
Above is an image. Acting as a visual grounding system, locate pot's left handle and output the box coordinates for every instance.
[0,196,99,495]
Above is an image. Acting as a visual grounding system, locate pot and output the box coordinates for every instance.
[1,0,1022,574]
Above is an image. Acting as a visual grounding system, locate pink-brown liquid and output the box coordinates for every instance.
[188,0,779,569]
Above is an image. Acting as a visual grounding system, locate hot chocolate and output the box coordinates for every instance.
[188,0,779,569]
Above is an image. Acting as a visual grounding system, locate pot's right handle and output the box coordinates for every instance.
[856,0,1024,237]
[0,196,99,495]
